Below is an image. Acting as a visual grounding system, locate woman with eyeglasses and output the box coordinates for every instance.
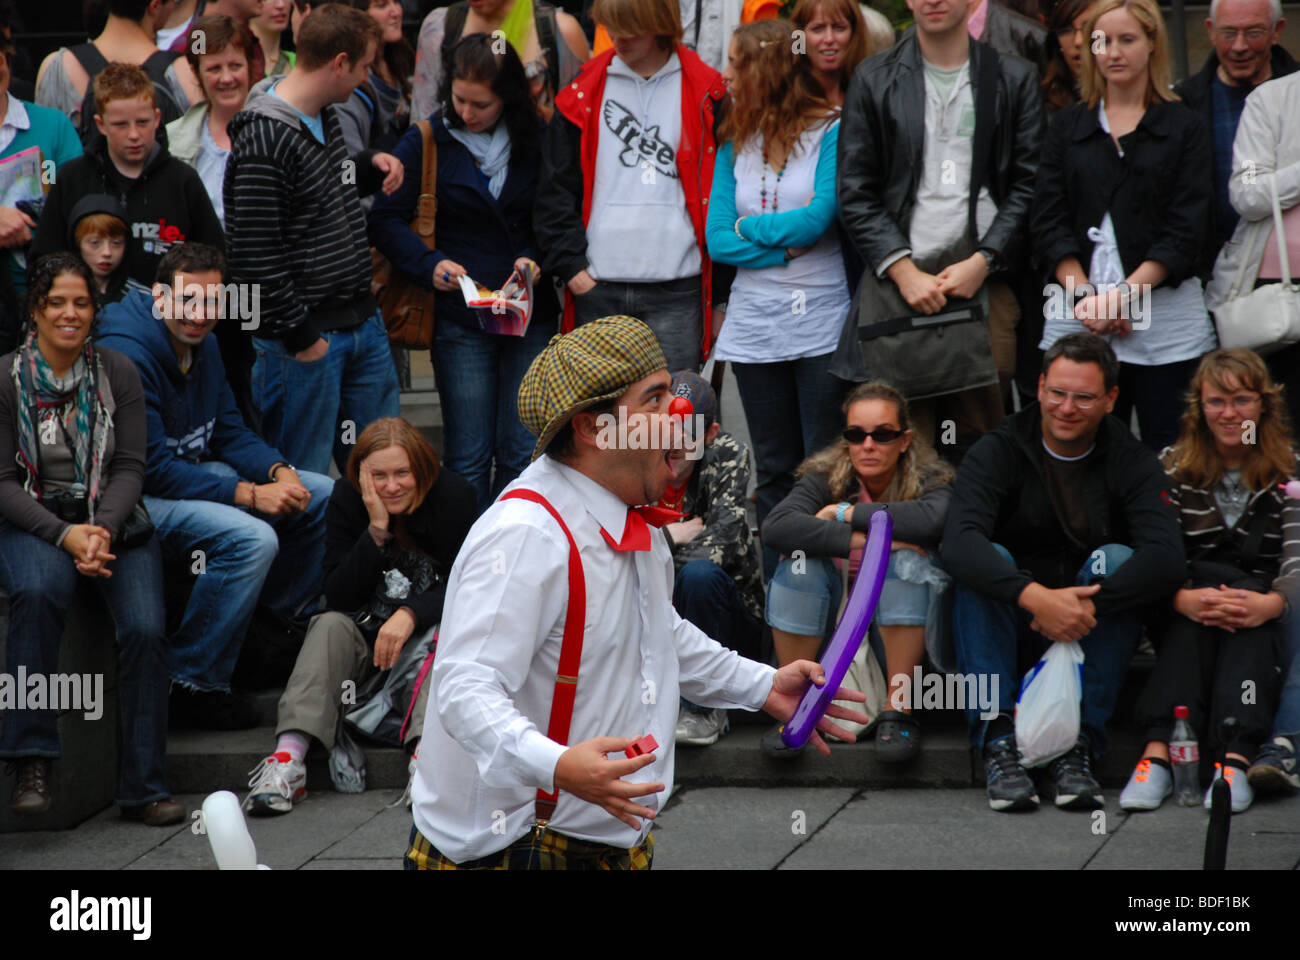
[1120,348,1297,814]
[760,381,955,760]
[1033,0,1216,453]
[1041,0,1093,113]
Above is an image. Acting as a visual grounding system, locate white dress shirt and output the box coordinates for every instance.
[411,454,777,863]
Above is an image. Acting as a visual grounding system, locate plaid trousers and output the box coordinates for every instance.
[405,823,654,870]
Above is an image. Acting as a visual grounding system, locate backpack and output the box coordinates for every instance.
[442,1,561,115]
[70,44,185,146]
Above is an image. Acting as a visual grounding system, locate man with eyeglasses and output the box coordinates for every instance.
[1174,0,1295,260]
[942,332,1185,812]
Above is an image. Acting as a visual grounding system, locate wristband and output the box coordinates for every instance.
[836,501,852,523]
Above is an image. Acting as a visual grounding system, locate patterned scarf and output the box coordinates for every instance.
[12,329,111,520]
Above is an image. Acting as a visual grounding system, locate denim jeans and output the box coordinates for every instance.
[765,551,932,636]
[0,523,171,806]
[573,275,703,374]
[952,542,1140,757]
[731,353,848,579]
[252,311,401,475]
[144,462,333,692]
[432,316,556,512]
[673,559,764,712]
[1274,614,1300,739]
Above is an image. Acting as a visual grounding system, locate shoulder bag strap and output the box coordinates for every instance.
[500,488,587,827]
[413,120,438,242]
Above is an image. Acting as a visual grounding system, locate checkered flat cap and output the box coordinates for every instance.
[518,316,667,460]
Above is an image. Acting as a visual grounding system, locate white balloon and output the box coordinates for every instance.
[202,791,259,871]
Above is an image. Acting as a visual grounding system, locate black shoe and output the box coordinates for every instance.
[874,710,921,764]
[984,736,1038,811]
[121,798,187,826]
[760,723,806,760]
[1048,737,1103,810]
[169,688,259,730]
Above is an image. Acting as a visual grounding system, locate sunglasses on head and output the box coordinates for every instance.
[843,426,905,444]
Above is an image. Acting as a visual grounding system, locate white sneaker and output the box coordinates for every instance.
[675,708,730,746]
[1118,757,1172,811]
[1203,762,1253,814]
[243,751,306,816]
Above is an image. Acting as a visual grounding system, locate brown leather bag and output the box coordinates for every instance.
[371,120,437,349]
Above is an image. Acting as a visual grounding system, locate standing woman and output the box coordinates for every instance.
[250,0,296,77]
[0,254,180,825]
[166,15,254,228]
[410,0,589,121]
[789,0,871,107]
[705,18,850,578]
[369,34,558,512]
[1033,0,1216,453]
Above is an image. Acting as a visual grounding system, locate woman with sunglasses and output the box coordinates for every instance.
[761,381,955,760]
[1120,348,1297,814]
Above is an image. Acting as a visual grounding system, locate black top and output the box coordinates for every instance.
[321,466,479,634]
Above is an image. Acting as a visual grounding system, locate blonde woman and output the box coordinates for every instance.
[1033,0,1216,453]
[762,381,954,760]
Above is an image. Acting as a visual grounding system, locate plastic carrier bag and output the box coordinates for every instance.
[1014,641,1084,767]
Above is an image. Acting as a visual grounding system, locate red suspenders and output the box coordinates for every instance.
[499,489,587,827]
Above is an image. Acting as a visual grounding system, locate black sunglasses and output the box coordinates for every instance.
[843,426,905,445]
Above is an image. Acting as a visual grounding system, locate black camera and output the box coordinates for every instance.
[43,490,89,523]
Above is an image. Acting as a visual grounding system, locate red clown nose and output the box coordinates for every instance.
[668,396,694,420]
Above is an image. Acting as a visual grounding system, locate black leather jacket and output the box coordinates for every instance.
[980,0,1048,74]
[837,34,1046,274]
[1032,99,1213,286]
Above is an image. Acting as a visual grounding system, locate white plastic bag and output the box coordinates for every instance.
[1014,641,1084,768]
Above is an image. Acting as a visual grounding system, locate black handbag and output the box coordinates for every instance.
[116,501,156,551]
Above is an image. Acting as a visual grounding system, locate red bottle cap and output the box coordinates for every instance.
[624,734,659,758]
[1174,705,1189,719]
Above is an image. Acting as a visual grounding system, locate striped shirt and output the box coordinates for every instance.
[1160,447,1300,611]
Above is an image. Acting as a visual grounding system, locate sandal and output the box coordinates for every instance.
[874,710,920,764]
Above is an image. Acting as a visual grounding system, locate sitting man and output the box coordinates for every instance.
[98,242,333,729]
[942,332,1184,812]
[656,371,764,747]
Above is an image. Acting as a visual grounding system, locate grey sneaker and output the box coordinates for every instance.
[984,736,1039,811]
[1247,737,1299,794]
[1119,757,1172,811]
[1204,762,1253,813]
[676,707,730,746]
[1047,737,1104,810]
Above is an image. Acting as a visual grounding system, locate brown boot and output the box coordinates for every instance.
[9,758,53,815]
[121,798,187,826]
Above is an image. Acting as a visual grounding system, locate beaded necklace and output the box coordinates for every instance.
[760,145,786,213]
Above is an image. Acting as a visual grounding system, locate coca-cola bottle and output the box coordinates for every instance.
[1170,705,1200,806]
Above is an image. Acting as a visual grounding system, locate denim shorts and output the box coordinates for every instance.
[765,549,933,637]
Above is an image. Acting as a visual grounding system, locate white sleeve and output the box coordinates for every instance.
[432,511,571,792]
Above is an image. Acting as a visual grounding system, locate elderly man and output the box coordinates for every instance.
[1175,0,1295,261]
[405,317,867,870]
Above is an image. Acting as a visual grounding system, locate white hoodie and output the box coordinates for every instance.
[586,52,702,283]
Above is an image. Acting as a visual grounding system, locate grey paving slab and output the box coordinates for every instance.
[124,792,391,871]
[1087,796,1300,871]
[0,793,202,870]
[314,802,413,860]
[780,788,1114,870]
[651,786,856,870]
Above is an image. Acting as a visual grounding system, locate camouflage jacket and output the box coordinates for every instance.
[665,429,763,621]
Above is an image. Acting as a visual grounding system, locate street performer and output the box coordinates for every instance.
[405,315,868,869]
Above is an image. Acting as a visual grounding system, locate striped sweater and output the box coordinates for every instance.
[224,81,381,354]
[1160,447,1300,610]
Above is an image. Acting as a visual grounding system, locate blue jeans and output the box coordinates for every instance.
[952,543,1140,757]
[0,523,171,806]
[673,559,764,712]
[432,316,556,512]
[1274,615,1300,738]
[252,311,401,475]
[731,353,847,579]
[144,462,333,692]
[573,275,703,374]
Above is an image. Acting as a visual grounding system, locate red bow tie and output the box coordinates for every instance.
[601,505,686,552]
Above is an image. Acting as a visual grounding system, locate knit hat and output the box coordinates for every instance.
[518,315,667,461]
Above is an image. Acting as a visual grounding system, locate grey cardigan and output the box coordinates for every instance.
[762,466,953,559]
[0,346,148,545]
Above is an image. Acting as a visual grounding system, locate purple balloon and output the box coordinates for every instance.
[780,509,893,749]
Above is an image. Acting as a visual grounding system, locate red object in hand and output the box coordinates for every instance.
[625,734,659,758]
[668,396,693,420]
